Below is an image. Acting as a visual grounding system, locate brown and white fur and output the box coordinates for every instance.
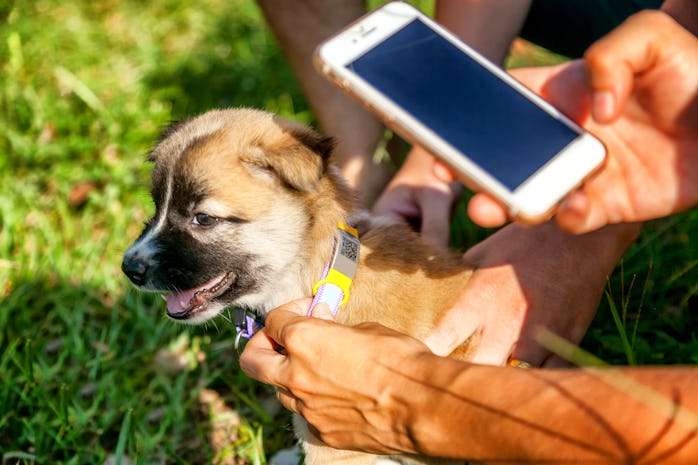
[122,108,475,465]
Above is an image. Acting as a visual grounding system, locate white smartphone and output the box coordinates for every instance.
[314,1,606,223]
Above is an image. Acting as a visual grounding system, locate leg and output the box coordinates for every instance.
[256,0,392,204]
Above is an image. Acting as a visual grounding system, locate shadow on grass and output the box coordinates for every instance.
[0,271,289,464]
[582,215,698,366]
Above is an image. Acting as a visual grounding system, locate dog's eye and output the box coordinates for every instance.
[193,213,218,228]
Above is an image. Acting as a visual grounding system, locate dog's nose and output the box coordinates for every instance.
[122,256,148,286]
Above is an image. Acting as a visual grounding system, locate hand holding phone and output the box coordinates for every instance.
[314,1,606,224]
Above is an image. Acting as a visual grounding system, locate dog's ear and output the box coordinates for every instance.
[242,118,335,192]
[148,119,190,162]
[285,122,335,161]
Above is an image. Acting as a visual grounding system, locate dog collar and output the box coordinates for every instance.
[234,308,265,354]
[309,223,360,316]
[233,223,360,353]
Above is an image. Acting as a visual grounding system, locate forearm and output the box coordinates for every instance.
[256,0,366,127]
[242,306,698,463]
[256,0,389,202]
[401,355,698,463]
[435,0,532,64]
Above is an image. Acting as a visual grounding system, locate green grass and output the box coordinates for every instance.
[1,1,696,464]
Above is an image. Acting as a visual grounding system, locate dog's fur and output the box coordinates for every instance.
[122,108,475,465]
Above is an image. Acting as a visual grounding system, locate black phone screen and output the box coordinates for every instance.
[347,19,579,190]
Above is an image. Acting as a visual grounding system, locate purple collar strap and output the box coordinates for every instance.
[308,223,360,316]
[234,309,265,355]
[235,310,264,339]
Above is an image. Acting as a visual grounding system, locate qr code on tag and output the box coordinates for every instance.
[340,236,359,262]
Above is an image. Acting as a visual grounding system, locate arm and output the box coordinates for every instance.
[435,0,532,63]
[395,351,698,463]
[241,304,698,463]
[256,0,391,203]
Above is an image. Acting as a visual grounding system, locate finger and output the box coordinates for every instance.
[432,159,457,183]
[508,65,557,96]
[280,297,315,316]
[466,300,524,366]
[239,299,313,383]
[423,296,484,357]
[419,187,454,247]
[276,388,300,414]
[261,298,316,344]
[433,159,484,194]
[555,192,599,234]
[466,194,508,228]
[511,62,591,124]
[512,335,573,368]
[583,11,676,122]
[372,187,421,221]
[239,329,287,384]
[556,183,627,234]
[309,301,335,321]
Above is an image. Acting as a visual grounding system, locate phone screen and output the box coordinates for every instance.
[347,19,580,190]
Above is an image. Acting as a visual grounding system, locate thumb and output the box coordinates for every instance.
[309,301,335,321]
[583,11,675,123]
[467,193,509,228]
[423,302,483,356]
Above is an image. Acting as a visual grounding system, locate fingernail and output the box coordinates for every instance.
[592,90,615,122]
[310,302,334,320]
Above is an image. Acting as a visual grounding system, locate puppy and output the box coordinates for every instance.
[122,108,476,465]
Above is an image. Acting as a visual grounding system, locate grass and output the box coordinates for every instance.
[1,1,696,464]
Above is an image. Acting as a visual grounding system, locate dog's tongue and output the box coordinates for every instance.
[166,288,200,315]
[165,273,233,318]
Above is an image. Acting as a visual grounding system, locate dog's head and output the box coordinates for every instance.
[122,109,337,324]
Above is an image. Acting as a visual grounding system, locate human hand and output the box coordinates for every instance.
[424,221,640,365]
[239,299,434,455]
[445,11,698,233]
[556,10,698,232]
[372,145,461,247]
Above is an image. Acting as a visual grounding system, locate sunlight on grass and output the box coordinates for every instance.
[2,1,295,463]
[1,0,696,463]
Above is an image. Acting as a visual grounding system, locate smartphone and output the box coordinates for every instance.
[314,1,606,222]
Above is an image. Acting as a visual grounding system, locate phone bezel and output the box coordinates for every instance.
[314,1,606,221]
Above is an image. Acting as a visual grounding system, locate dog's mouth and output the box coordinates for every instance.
[165,272,236,320]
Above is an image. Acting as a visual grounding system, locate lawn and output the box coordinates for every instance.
[1,1,696,464]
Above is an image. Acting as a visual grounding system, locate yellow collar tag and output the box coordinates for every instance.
[311,223,360,311]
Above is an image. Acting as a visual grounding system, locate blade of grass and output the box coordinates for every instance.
[630,260,651,352]
[114,408,133,465]
[605,290,636,365]
[536,327,608,367]
[537,328,698,433]
[2,451,37,462]
[53,66,109,119]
